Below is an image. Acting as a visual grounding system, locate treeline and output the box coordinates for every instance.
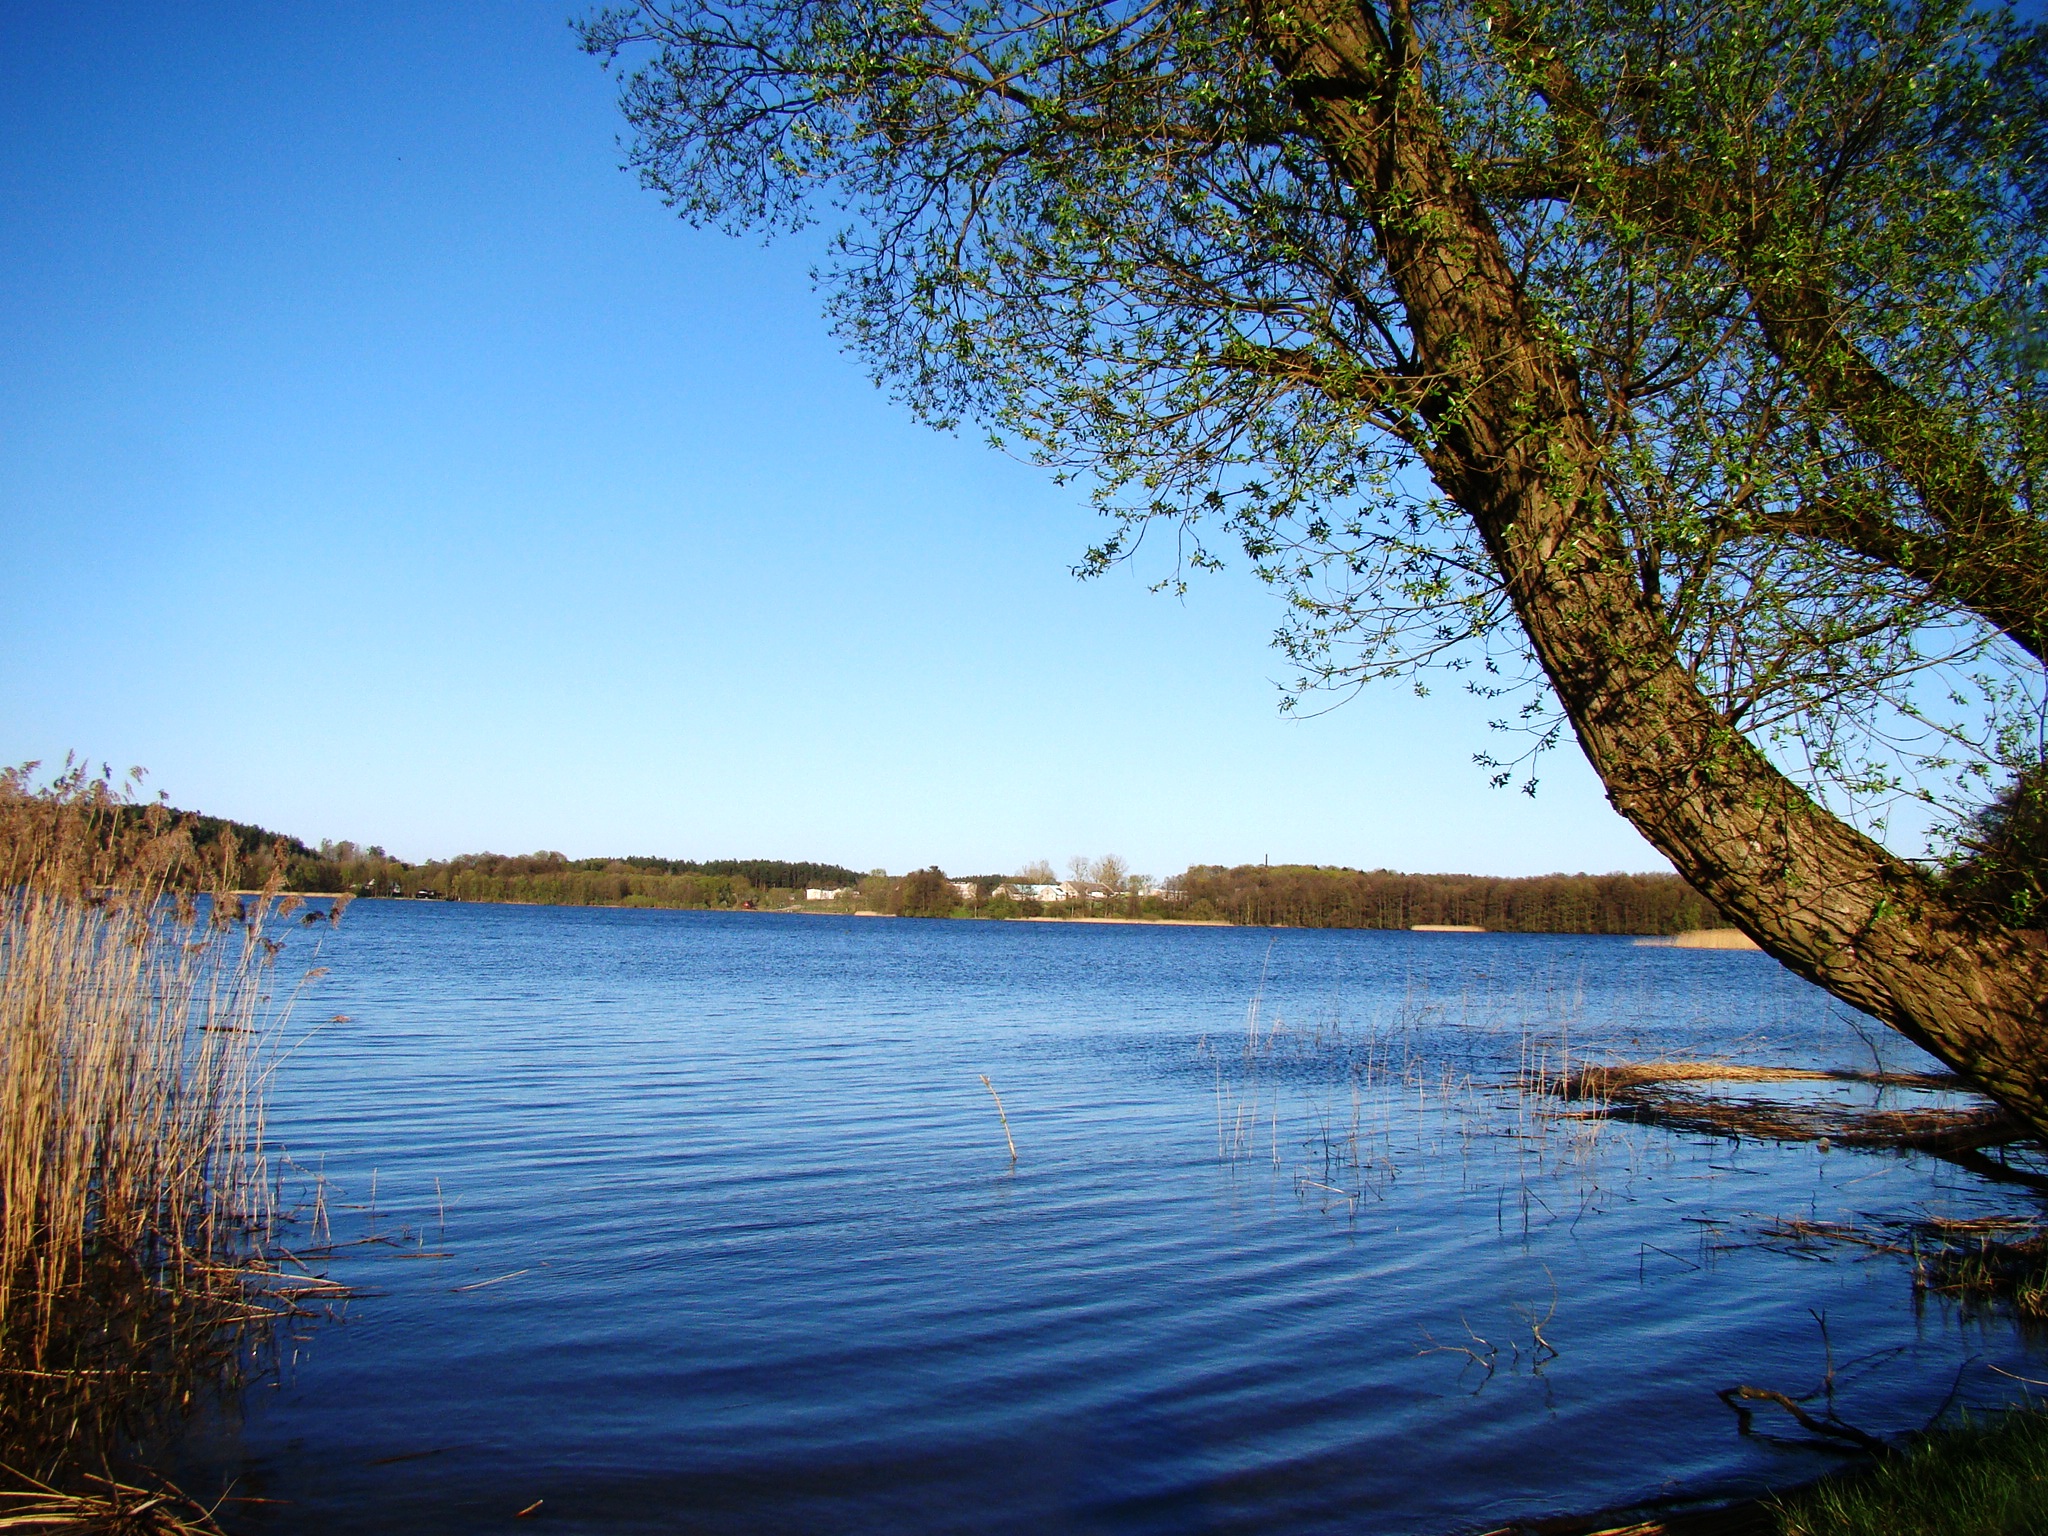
[295,845,865,909]
[400,868,782,910]
[107,809,865,910]
[1163,865,1721,934]
[102,805,322,891]
[361,850,862,891]
[125,802,1722,933]
[386,851,867,887]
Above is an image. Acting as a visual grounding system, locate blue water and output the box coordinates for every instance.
[193,902,2048,1533]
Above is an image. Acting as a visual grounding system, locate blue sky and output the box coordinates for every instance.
[0,2,1668,878]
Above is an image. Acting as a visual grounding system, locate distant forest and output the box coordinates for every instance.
[338,850,867,909]
[127,811,862,907]
[1164,864,1722,934]
[153,808,1722,934]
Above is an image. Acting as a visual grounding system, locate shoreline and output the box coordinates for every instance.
[348,895,1732,939]
[1012,914,1232,926]
[782,908,1231,926]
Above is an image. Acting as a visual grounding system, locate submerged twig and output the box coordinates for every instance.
[1717,1384,1892,1457]
[979,1075,1018,1163]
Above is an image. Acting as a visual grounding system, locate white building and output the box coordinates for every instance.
[1002,882,1069,903]
[805,887,852,902]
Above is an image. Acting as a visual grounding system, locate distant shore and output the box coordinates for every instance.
[755,907,1228,926]
[156,806,1730,936]
[354,895,1750,939]
[1013,914,1232,926]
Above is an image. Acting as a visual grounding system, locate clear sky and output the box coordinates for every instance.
[0,1,1670,879]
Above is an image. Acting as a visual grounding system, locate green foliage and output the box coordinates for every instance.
[1771,1408,2048,1536]
[1921,1225,2048,1319]
[895,865,960,916]
[275,845,864,904]
[1943,763,2048,927]
[581,0,2048,859]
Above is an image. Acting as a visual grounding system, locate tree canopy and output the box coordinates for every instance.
[581,0,2048,1131]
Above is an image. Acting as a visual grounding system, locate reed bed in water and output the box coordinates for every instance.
[1541,1061,2025,1154]
[0,763,334,1518]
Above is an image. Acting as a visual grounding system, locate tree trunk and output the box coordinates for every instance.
[1251,0,2048,1135]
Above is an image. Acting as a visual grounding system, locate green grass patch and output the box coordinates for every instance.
[1771,1407,2048,1535]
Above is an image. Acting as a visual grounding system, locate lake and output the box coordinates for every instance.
[190,901,2048,1533]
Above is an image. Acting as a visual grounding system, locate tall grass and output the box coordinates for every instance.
[0,763,329,1496]
[1771,1407,2048,1535]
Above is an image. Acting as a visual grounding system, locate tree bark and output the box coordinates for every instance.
[1250,0,2048,1135]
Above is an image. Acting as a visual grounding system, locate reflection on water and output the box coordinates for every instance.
[192,904,2047,1534]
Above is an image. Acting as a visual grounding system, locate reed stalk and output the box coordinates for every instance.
[0,762,329,1512]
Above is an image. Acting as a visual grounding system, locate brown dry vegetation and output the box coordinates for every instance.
[1546,1062,2027,1155]
[1756,1214,2048,1321]
[0,763,336,1528]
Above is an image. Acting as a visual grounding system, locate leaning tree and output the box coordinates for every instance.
[579,0,2048,1131]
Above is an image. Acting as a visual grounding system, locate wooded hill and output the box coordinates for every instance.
[355,851,866,908]
[125,811,863,905]
[292,845,865,906]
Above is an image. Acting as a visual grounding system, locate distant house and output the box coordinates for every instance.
[951,880,978,902]
[805,887,852,902]
[1063,881,1114,901]
[1000,882,1069,903]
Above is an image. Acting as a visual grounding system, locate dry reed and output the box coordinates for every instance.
[1667,928,1763,950]
[0,762,335,1514]
[1759,1214,2048,1319]
[1544,1062,2023,1153]
[0,1467,227,1534]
